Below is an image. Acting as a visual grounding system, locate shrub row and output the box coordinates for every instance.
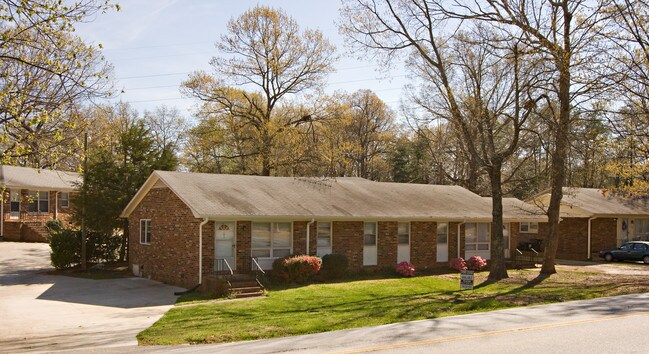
[49,226,122,269]
[271,253,350,284]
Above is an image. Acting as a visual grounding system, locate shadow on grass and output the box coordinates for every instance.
[475,272,552,292]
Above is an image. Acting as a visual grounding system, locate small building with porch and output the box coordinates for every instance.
[0,165,80,242]
[531,188,649,260]
[121,171,546,289]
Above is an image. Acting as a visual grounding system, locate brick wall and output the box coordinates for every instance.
[377,221,398,268]
[2,189,75,241]
[332,221,364,270]
[202,221,215,277]
[236,221,252,271]
[509,222,520,260]
[448,222,459,262]
[589,218,617,257]
[129,187,201,289]
[410,222,436,269]
[292,220,318,256]
[519,218,618,261]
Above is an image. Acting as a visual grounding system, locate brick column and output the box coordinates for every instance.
[448,222,459,261]
[236,221,252,271]
[377,221,397,268]
[410,222,436,269]
[332,221,363,270]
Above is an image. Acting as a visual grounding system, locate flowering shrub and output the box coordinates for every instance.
[466,256,487,271]
[449,258,467,271]
[395,261,415,277]
[272,255,321,284]
[321,254,349,279]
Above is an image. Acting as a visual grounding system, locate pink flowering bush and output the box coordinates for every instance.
[272,255,322,284]
[449,258,467,271]
[466,255,488,271]
[395,261,415,277]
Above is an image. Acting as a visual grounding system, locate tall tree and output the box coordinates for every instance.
[73,103,177,261]
[604,0,649,196]
[425,0,609,274]
[182,5,336,176]
[340,1,540,280]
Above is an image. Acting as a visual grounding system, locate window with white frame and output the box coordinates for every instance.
[251,222,292,258]
[363,222,377,266]
[28,191,49,213]
[465,223,490,251]
[397,222,409,245]
[317,222,332,257]
[140,219,151,244]
[9,190,20,218]
[635,219,649,240]
[519,222,539,233]
[61,192,69,208]
[436,223,448,244]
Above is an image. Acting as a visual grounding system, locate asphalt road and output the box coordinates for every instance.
[0,242,182,353]
[67,292,649,354]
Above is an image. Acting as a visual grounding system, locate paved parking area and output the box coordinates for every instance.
[0,242,183,353]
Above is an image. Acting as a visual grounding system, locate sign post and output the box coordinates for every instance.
[460,270,474,290]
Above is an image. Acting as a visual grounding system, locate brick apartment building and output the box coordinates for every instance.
[121,171,546,289]
[529,188,649,260]
[0,165,80,242]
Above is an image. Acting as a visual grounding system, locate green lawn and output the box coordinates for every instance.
[138,270,649,345]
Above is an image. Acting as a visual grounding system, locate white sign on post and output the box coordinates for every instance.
[460,270,474,290]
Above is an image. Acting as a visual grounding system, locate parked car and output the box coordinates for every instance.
[599,241,649,264]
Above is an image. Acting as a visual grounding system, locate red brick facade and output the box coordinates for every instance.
[410,222,436,270]
[533,217,618,260]
[331,221,364,270]
[128,188,534,288]
[128,187,201,289]
[1,189,74,242]
[377,221,398,269]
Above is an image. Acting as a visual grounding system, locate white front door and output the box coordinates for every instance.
[397,222,410,263]
[436,223,449,262]
[215,222,236,271]
[620,219,629,245]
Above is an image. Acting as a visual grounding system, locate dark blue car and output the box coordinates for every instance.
[599,241,649,264]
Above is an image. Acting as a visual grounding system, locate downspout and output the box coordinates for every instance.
[1,190,4,237]
[198,218,208,285]
[587,217,597,260]
[457,220,466,258]
[306,219,315,255]
[54,192,58,220]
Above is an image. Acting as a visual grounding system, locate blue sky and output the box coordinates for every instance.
[75,0,408,120]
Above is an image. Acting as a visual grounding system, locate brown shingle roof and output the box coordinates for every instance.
[122,171,548,222]
[533,187,649,217]
[0,165,80,191]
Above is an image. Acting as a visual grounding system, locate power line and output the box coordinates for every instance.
[116,64,389,80]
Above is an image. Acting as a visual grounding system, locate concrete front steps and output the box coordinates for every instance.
[229,274,264,299]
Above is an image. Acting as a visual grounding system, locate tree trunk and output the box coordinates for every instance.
[119,218,129,262]
[488,164,508,280]
[541,59,571,275]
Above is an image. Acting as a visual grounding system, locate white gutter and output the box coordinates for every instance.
[306,219,315,255]
[587,217,597,260]
[457,221,466,258]
[198,218,208,285]
[54,192,58,220]
[1,191,4,237]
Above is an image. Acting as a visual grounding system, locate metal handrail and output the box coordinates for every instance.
[222,258,234,276]
[215,258,234,287]
[251,257,267,289]
[251,257,265,275]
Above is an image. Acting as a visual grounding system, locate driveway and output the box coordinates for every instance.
[556,259,649,275]
[0,242,183,353]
